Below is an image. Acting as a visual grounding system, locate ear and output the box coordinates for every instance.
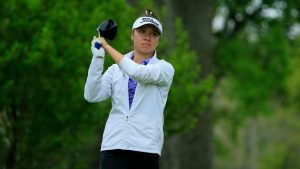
[131,32,134,41]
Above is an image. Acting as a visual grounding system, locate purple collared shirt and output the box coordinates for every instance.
[128,55,152,109]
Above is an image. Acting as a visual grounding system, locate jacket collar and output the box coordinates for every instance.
[125,51,159,64]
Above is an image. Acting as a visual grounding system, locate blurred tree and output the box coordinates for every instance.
[152,0,216,168]
[286,37,300,112]
[0,0,134,168]
[152,0,300,169]
[1,0,210,169]
[212,0,300,169]
[2,0,299,169]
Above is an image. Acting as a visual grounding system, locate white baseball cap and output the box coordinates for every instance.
[132,17,163,35]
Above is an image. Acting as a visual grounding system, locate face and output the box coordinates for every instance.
[131,25,160,56]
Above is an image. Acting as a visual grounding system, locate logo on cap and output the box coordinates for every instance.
[140,17,159,26]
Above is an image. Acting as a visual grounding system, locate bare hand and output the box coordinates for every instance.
[98,36,108,49]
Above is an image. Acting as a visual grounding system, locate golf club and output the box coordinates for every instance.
[95,19,117,49]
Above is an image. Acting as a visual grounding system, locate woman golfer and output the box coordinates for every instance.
[84,9,174,169]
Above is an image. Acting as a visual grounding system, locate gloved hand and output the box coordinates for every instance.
[91,36,105,58]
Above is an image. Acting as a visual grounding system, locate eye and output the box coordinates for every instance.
[137,28,146,34]
[152,31,160,37]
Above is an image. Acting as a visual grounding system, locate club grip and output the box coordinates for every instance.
[95,42,101,49]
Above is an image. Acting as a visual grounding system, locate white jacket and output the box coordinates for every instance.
[84,51,174,155]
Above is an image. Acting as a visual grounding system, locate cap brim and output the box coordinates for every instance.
[132,17,163,35]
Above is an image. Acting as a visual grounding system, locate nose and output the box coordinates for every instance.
[143,33,151,40]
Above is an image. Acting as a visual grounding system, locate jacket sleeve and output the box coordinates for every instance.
[84,57,112,103]
[118,57,174,86]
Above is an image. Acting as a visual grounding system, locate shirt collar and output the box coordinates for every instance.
[125,51,158,64]
[130,54,153,65]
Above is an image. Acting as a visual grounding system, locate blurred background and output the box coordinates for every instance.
[1,0,299,169]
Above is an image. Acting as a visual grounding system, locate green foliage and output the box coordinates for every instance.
[258,110,300,169]
[0,0,133,168]
[285,37,300,111]
[0,0,209,168]
[215,21,291,123]
[213,1,300,169]
[163,19,215,135]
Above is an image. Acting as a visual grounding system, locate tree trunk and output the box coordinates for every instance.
[164,109,214,169]
[244,118,258,169]
[5,99,18,169]
[157,0,215,169]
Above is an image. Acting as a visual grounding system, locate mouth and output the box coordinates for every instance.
[141,43,150,47]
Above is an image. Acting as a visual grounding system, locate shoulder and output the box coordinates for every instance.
[156,59,175,72]
[106,63,121,74]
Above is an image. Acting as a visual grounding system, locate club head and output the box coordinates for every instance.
[97,19,117,40]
